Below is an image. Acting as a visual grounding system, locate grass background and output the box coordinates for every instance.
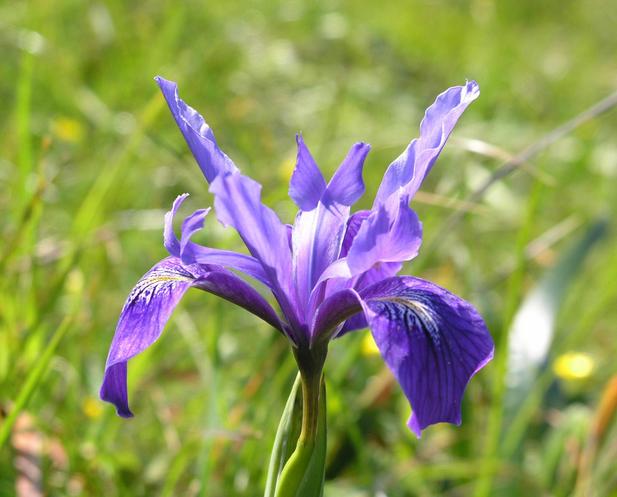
[1,0,617,496]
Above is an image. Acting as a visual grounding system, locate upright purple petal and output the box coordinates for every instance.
[164,194,270,286]
[291,142,370,314]
[360,276,494,437]
[100,257,283,417]
[289,135,327,211]
[155,77,238,182]
[180,208,210,256]
[374,81,479,206]
[163,193,188,256]
[313,197,421,295]
[340,210,370,257]
[324,142,370,206]
[346,196,423,275]
[315,209,399,318]
[291,205,346,313]
[209,172,301,333]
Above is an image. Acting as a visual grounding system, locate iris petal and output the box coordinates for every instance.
[347,196,422,275]
[291,141,370,313]
[314,196,422,290]
[164,194,270,286]
[340,210,370,257]
[209,172,300,333]
[374,81,479,206]
[324,142,370,206]
[310,276,493,437]
[311,288,364,343]
[310,82,477,301]
[292,142,370,315]
[155,77,237,182]
[289,134,327,211]
[100,257,283,417]
[362,276,494,437]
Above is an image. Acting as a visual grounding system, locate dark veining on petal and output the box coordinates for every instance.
[372,291,441,347]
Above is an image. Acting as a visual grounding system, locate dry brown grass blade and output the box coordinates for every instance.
[427,89,617,254]
[413,190,488,214]
[575,375,617,497]
[451,136,556,186]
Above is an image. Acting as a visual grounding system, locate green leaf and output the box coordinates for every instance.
[503,218,608,454]
[507,219,608,399]
[264,373,303,497]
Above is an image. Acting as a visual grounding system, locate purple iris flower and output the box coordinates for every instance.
[100,77,494,437]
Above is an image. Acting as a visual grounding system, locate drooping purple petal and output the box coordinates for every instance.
[361,276,494,437]
[335,261,403,336]
[209,172,301,333]
[155,77,238,182]
[374,81,479,206]
[100,257,283,417]
[289,135,326,211]
[101,258,193,417]
[164,194,270,286]
[310,275,493,435]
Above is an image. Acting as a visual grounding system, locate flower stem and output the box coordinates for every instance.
[273,346,328,497]
[293,344,327,443]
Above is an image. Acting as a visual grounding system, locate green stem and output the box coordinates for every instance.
[299,369,323,443]
[272,345,328,497]
[293,344,327,444]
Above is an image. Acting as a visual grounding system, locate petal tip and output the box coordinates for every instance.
[154,75,175,91]
[100,374,134,418]
[464,80,480,101]
[473,342,495,376]
[174,192,190,205]
[118,409,135,418]
[407,413,422,439]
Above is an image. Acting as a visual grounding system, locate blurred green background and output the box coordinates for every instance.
[1,0,617,496]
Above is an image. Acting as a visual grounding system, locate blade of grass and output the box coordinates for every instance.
[15,50,34,211]
[71,90,164,239]
[0,315,73,449]
[473,179,544,497]
[502,227,615,456]
[506,220,607,392]
[29,89,165,340]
